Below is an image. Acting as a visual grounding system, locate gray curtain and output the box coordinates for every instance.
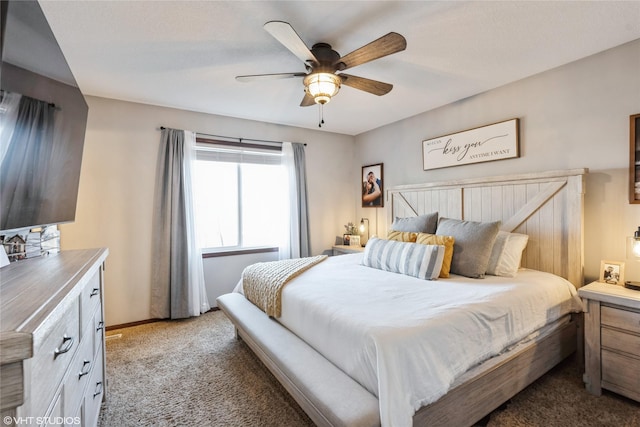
[0,95,55,230]
[151,128,210,319]
[292,142,311,257]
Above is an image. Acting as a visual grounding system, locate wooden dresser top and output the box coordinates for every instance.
[0,248,108,363]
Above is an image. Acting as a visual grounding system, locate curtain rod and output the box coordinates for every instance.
[158,127,305,146]
[0,89,57,109]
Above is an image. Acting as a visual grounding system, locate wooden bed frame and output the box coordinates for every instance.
[218,168,588,427]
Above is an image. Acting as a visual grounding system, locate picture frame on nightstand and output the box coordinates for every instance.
[599,260,625,285]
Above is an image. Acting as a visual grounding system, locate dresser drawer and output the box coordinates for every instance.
[93,309,105,357]
[29,298,80,418]
[63,324,95,419]
[84,343,104,427]
[601,305,640,335]
[80,270,101,337]
[602,349,640,401]
[601,327,640,357]
[44,393,62,427]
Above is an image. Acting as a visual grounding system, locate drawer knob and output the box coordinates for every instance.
[79,360,91,378]
[54,334,74,358]
[89,288,100,297]
[93,381,103,398]
[96,321,104,332]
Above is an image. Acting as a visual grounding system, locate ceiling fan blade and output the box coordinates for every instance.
[236,72,306,82]
[339,74,393,96]
[336,32,406,71]
[264,21,318,65]
[300,93,316,107]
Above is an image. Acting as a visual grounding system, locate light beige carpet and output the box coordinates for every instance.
[99,310,639,427]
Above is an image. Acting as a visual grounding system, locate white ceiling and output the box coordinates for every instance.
[37,1,640,136]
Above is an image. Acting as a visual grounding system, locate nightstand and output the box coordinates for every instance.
[332,245,365,256]
[578,281,640,402]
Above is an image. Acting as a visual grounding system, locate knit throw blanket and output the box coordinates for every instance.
[242,255,328,318]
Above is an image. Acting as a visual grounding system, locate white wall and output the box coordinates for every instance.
[61,39,640,326]
[60,97,355,326]
[355,39,640,284]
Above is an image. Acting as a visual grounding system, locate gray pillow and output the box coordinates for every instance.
[391,212,438,234]
[435,218,501,278]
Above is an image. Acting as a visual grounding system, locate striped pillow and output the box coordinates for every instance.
[362,237,445,280]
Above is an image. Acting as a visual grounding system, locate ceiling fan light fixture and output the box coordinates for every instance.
[304,72,341,104]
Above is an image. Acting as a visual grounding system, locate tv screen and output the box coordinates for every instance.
[1,0,88,232]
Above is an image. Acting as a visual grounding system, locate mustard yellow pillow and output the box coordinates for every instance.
[416,233,455,278]
[387,230,417,243]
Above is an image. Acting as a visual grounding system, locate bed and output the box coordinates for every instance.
[217,168,588,427]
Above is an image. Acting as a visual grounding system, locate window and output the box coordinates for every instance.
[192,141,288,253]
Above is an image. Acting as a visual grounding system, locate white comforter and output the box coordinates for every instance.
[261,253,583,427]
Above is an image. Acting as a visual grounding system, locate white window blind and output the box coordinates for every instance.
[195,142,281,165]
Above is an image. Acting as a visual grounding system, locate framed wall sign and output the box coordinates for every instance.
[422,118,519,170]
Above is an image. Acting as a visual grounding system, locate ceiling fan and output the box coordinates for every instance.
[236,21,407,123]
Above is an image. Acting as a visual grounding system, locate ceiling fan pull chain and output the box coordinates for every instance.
[318,103,325,128]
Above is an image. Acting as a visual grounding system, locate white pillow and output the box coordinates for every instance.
[486,231,529,277]
[362,238,444,280]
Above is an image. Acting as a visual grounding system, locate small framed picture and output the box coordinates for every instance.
[343,234,351,246]
[349,235,361,247]
[599,260,625,285]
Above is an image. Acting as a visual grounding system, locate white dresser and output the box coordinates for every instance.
[0,248,109,426]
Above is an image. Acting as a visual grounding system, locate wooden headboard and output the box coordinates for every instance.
[387,169,588,287]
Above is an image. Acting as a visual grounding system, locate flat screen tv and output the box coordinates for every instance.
[0,0,88,232]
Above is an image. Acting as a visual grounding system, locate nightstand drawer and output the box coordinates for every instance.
[601,305,640,335]
[602,350,640,401]
[601,327,640,356]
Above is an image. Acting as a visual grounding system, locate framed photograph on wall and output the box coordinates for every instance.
[599,260,625,285]
[362,163,383,208]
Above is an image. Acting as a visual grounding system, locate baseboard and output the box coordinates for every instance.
[106,307,219,331]
[106,318,162,331]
